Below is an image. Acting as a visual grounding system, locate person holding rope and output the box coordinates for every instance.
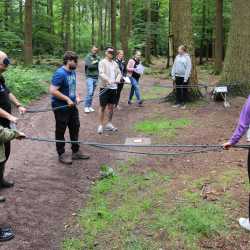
[115,50,127,109]
[0,125,25,241]
[171,45,192,109]
[50,51,90,165]
[127,51,144,107]
[223,96,250,231]
[0,51,26,198]
[97,47,122,134]
[84,46,101,113]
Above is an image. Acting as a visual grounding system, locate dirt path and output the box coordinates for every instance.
[0,60,134,250]
[0,60,250,249]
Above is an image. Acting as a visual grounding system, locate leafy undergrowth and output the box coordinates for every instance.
[3,65,52,105]
[134,117,191,138]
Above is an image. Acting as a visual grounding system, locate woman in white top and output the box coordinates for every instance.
[171,45,192,108]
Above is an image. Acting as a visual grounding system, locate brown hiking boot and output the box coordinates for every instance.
[72,151,90,160]
[59,153,72,165]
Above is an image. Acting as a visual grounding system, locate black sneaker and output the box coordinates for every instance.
[0,227,15,242]
[128,100,132,105]
[137,101,144,107]
[0,179,14,189]
[59,153,73,165]
[72,152,90,160]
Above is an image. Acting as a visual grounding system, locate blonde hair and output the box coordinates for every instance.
[178,45,188,53]
[117,50,124,56]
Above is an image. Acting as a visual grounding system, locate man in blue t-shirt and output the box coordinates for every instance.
[50,51,90,164]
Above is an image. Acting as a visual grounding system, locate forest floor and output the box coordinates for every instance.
[1,59,250,250]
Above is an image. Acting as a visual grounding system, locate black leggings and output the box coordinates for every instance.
[115,83,124,106]
[175,76,189,104]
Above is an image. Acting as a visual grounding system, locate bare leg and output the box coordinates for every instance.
[99,106,106,126]
[107,104,114,123]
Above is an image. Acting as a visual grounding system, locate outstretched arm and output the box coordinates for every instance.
[223,96,250,149]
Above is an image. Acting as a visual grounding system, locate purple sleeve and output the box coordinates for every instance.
[230,96,250,145]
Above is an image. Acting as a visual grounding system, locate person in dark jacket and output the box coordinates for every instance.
[115,50,126,109]
[84,46,101,113]
[0,51,26,196]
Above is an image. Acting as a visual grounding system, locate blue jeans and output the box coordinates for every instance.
[129,77,141,102]
[85,77,98,107]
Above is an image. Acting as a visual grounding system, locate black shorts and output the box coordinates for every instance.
[99,88,117,107]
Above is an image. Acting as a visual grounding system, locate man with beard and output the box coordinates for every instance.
[50,51,90,164]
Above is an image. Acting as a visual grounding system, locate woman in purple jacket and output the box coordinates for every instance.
[223,96,250,231]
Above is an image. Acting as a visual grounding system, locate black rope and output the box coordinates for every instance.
[23,136,250,156]
[26,87,109,113]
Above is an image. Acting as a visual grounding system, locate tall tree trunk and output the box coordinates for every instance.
[104,0,109,46]
[64,0,71,51]
[91,0,95,45]
[61,0,65,41]
[145,0,152,64]
[151,0,160,56]
[47,0,54,34]
[199,0,206,65]
[171,0,198,84]
[120,0,128,56]
[167,0,174,68]
[214,0,223,73]
[127,0,132,39]
[19,0,23,33]
[4,0,10,30]
[24,0,33,65]
[98,1,103,50]
[222,0,250,93]
[78,2,82,50]
[72,0,76,51]
[111,0,116,48]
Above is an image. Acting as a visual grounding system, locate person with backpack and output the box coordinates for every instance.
[127,51,143,107]
[115,50,126,109]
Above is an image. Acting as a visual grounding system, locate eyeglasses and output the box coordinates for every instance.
[1,58,11,67]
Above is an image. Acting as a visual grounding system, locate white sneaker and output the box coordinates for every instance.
[181,105,186,109]
[105,123,118,132]
[89,107,95,112]
[239,218,250,231]
[97,125,104,134]
[84,107,90,113]
[172,104,181,108]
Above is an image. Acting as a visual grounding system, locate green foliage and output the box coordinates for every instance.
[134,118,191,137]
[0,30,23,56]
[3,65,52,104]
[65,160,171,249]
[151,203,226,249]
[62,238,83,250]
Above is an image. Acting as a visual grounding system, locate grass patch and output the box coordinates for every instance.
[63,160,171,250]
[134,118,191,138]
[151,203,226,249]
[142,85,171,100]
[63,239,83,250]
[3,65,53,104]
